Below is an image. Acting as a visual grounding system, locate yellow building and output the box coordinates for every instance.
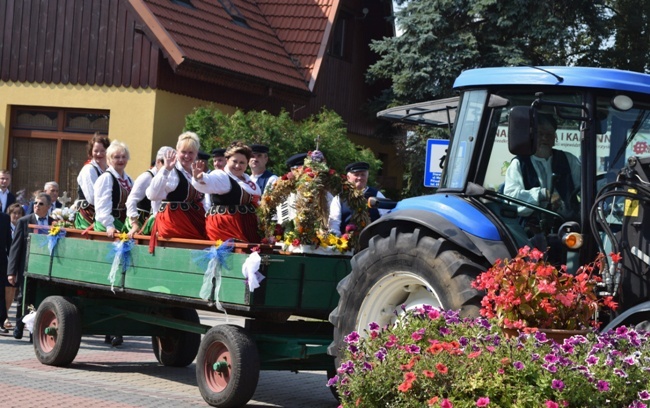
[0,0,396,200]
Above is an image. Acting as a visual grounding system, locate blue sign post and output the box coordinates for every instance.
[424,139,450,188]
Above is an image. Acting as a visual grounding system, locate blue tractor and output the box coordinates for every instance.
[329,66,650,356]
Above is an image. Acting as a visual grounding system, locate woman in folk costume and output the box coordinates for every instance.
[191,141,261,243]
[74,133,110,229]
[94,140,134,238]
[146,132,207,251]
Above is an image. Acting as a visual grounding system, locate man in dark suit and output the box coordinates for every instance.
[0,170,16,213]
[8,192,53,340]
[0,212,13,333]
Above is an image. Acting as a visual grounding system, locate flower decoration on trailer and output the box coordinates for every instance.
[51,207,77,228]
[257,150,369,252]
[472,246,619,331]
[193,239,235,312]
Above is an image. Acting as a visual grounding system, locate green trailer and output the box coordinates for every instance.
[22,228,350,407]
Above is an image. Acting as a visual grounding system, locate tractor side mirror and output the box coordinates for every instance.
[508,106,538,156]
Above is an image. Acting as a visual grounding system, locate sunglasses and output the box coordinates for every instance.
[35,201,47,206]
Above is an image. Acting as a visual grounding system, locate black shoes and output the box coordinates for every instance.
[105,334,124,347]
[13,325,23,340]
[0,325,8,334]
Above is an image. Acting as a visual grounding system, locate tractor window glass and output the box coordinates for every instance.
[443,90,487,189]
[596,96,650,182]
[481,92,582,217]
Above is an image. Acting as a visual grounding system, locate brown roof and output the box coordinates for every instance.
[130,0,337,93]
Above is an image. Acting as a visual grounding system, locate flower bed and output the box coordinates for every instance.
[330,307,650,407]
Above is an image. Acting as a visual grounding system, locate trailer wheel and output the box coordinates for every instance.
[152,308,201,367]
[196,324,260,408]
[329,228,484,358]
[33,296,82,367]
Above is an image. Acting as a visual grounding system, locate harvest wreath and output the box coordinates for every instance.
[257,150,370,253]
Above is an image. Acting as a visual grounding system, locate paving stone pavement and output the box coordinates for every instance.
[0,302,338,408]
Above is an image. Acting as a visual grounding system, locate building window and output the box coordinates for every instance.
[218,0,249,28]
[9,107,110,203]
[330,12,352,59]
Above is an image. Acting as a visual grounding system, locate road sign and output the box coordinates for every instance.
[424,139,449,188]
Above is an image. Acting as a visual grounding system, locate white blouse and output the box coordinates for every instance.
[191,169,260,201]
[94,167,132,229]
[77,160,104,205]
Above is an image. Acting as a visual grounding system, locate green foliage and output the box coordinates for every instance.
[183,106,381,179]
[373,0,611,102]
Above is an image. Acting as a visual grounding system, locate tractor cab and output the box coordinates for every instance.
[378,66,650,323]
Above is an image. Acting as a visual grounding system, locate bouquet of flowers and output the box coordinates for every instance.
[257,150,368,253]
[51,206,77,228]
[471,246,619,330]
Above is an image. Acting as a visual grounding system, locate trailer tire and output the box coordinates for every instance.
[196,324,260,408]
[33,296,82,367]
[152,307,201,367]
[328,228,484,358]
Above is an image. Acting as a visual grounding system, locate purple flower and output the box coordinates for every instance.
[531,353,541,361]
[362,362,373,372]
[374,348,387,362]
[551,379,565,391]
[628,401,647,408]
[544,354,559,364]
[412,328,425,341]
[439,327,451,335]
[597,380,610,392]
[459,336,469,346]
[513,361,525,370]
[535,331,549,342]
[625,356,638,366]
[368,322,379,331]
[345,331,360,344]
[347,344,358,353]
[561,343,575,354]
[326,375,339,387]
[586,355,599,366]
[614,368,628,378]
[542,363,558,373]
[638,390,650,400]
[406,344,421,354]
[337,360,355,375]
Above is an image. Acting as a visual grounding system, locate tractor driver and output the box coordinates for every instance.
[503,113,581,220]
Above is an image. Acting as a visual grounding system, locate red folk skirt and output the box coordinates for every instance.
[206,212,260,243]
[149,202,206,253]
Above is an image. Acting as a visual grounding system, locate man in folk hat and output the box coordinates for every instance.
[329,161,388,235]
[211,148,227,171]
[249,144,277,193]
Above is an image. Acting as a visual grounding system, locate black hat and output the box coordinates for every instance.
[285,153,307,169]
[211,148,226,158]
[198,151,210,161]
[250,144,269,154]
[345,161,370,173]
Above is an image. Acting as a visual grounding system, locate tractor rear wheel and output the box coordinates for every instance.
[329,228,484,358]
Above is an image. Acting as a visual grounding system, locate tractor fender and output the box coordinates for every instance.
[359,209,510,264]
[601,301,650,333]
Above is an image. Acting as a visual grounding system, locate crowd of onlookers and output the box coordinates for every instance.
[1,130,387,345]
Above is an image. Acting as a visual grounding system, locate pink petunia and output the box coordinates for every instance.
[476,397,490,406]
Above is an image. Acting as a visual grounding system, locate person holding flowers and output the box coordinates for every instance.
[191,141,261,243]
[94,141,133,239]
[146,132,207,249]
[74,133,110,230]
